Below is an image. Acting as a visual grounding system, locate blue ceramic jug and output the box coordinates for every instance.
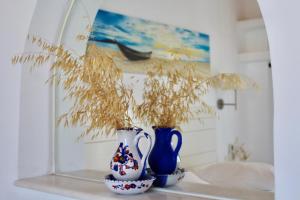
[148,127,182,175]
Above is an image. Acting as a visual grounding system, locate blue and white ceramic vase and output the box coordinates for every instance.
[148,127,182,175]
[110,128,153,181]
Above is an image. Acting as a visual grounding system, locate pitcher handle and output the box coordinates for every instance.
[171,130,182,155]
[135,128,143,158]
[134,130,153,167]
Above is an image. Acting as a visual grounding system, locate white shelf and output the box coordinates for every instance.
[238,51,270,63]
[15,171,274,200]
[15,174,202,200]
[237,18,265,31]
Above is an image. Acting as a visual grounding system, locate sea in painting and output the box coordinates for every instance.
[87,9,210,74]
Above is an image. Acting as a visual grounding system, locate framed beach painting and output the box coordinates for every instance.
[87,9,210,74]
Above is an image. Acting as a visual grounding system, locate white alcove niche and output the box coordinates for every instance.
[14,0,300,199]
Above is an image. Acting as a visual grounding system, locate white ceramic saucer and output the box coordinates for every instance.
[104,174,155,195]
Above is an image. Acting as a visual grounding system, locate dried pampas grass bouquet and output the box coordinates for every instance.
[12,35,257,139]
[135,63,215,129]
[134,62,258,129]
[12,35,137,139]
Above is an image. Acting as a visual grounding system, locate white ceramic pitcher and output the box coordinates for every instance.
[110,128,153,181]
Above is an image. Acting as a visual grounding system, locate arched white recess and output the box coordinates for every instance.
[16,0,300,199]
[18,0,71,178]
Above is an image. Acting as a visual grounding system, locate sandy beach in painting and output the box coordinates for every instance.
[86,44,211,75]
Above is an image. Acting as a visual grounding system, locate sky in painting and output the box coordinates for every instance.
[88,9,210,63]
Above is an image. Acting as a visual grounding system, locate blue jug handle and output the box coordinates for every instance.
[171,130,182,155]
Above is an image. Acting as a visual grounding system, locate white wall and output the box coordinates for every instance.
[0,0,34,198]
[0,0,74,199]
[237,61,274,164]
[258,0,300,199]
[214,0,241,162]
[235,8,274,164]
